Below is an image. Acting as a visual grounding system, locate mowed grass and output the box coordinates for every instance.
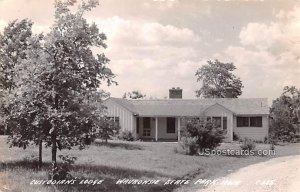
[0,135,299,192]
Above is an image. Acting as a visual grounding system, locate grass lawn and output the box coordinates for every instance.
[0,135,299,192]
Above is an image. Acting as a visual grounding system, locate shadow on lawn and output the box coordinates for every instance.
[93,141,143,150]
[0,160,181,192]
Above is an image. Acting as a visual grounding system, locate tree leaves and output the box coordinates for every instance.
[123,90,146,99]
[1,0,117,154]
[195,59,243,98]
[270,86,300,141]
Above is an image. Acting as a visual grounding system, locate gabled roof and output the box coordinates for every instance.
[203,103,235,114]
[105,97,269,116]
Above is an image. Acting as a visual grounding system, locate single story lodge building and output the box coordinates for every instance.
[103,88,269,142]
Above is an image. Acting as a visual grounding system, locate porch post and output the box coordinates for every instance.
[230,115,234,142]
[155,117,158,141]
[178,117,181,142]
[221,116,223,129]
[113,105,116,122]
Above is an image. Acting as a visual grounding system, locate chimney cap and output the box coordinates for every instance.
[225,87,234,98]
[169,87,183,99]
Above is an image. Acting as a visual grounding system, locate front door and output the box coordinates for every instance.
[142,117,151,137]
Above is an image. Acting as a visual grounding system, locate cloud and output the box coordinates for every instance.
[239,22,281,50]
[214,6,300,101]
[95,17,204,98]
[95,16,201,47]
[239,6,300,56]
[152,0,179,9]
[102,44,205,98]
[0,19,49,34]
[0,0,54,25]
[214,46,299,101]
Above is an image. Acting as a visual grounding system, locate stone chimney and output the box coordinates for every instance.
[169,87,182,99]
[225,87,234,98]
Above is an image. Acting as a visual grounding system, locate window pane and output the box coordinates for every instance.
[143,129,150,136]
[250,116,262,127]
[143,117,150,129]
[114,117,120,127]
[223,117,227,130]
[237,117,249,127]
[212,117,221,128]
[167,117,176,133]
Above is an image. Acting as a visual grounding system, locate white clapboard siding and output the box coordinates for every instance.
[233,116,269,141]
[103,99,134,133]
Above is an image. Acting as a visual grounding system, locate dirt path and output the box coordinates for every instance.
[198,155,300,192]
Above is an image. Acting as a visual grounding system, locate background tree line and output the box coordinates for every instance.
[270,86,300,142]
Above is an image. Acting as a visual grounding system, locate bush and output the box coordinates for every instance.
[49,155,77,180]
[98,117,120,143]
[180,137,198,155]
[268,134,278,145]
[118,130,135,141]
[270,143,275,151]
[240,138,256,151]
[183,118,225,153]
[254,140,264,144]
[292,134,300,143]
[233,132,240,141]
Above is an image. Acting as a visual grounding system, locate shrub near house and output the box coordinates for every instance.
[181,118,225,155]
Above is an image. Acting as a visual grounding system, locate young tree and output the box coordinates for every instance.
[0,19,47,167]
[5,0,116,169]
[195,60,243,98]
[1,26,47,168]
[270,86,300,142]
[43,0,115,165]
[123,90,146,99]
[97,117,119,143]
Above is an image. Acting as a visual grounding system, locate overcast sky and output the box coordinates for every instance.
[0,0,299,103]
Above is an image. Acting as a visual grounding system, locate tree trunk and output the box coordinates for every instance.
[51,133,57,165]
[38,136,43,169]
[52,93,59,166]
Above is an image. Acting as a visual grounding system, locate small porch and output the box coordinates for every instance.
[135,117,181,141]
[135,114,233,142]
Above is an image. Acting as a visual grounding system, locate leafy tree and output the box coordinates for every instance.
[0,19,34,92]
[0,20,49,169]
[4,0,116,170]
[195,60,243,98]
[0,19,46,167]
[270,86,300,142]
[97,117,120,143]
[123,90,146,99]
[182,118,225,155]
[0,19,36,135]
